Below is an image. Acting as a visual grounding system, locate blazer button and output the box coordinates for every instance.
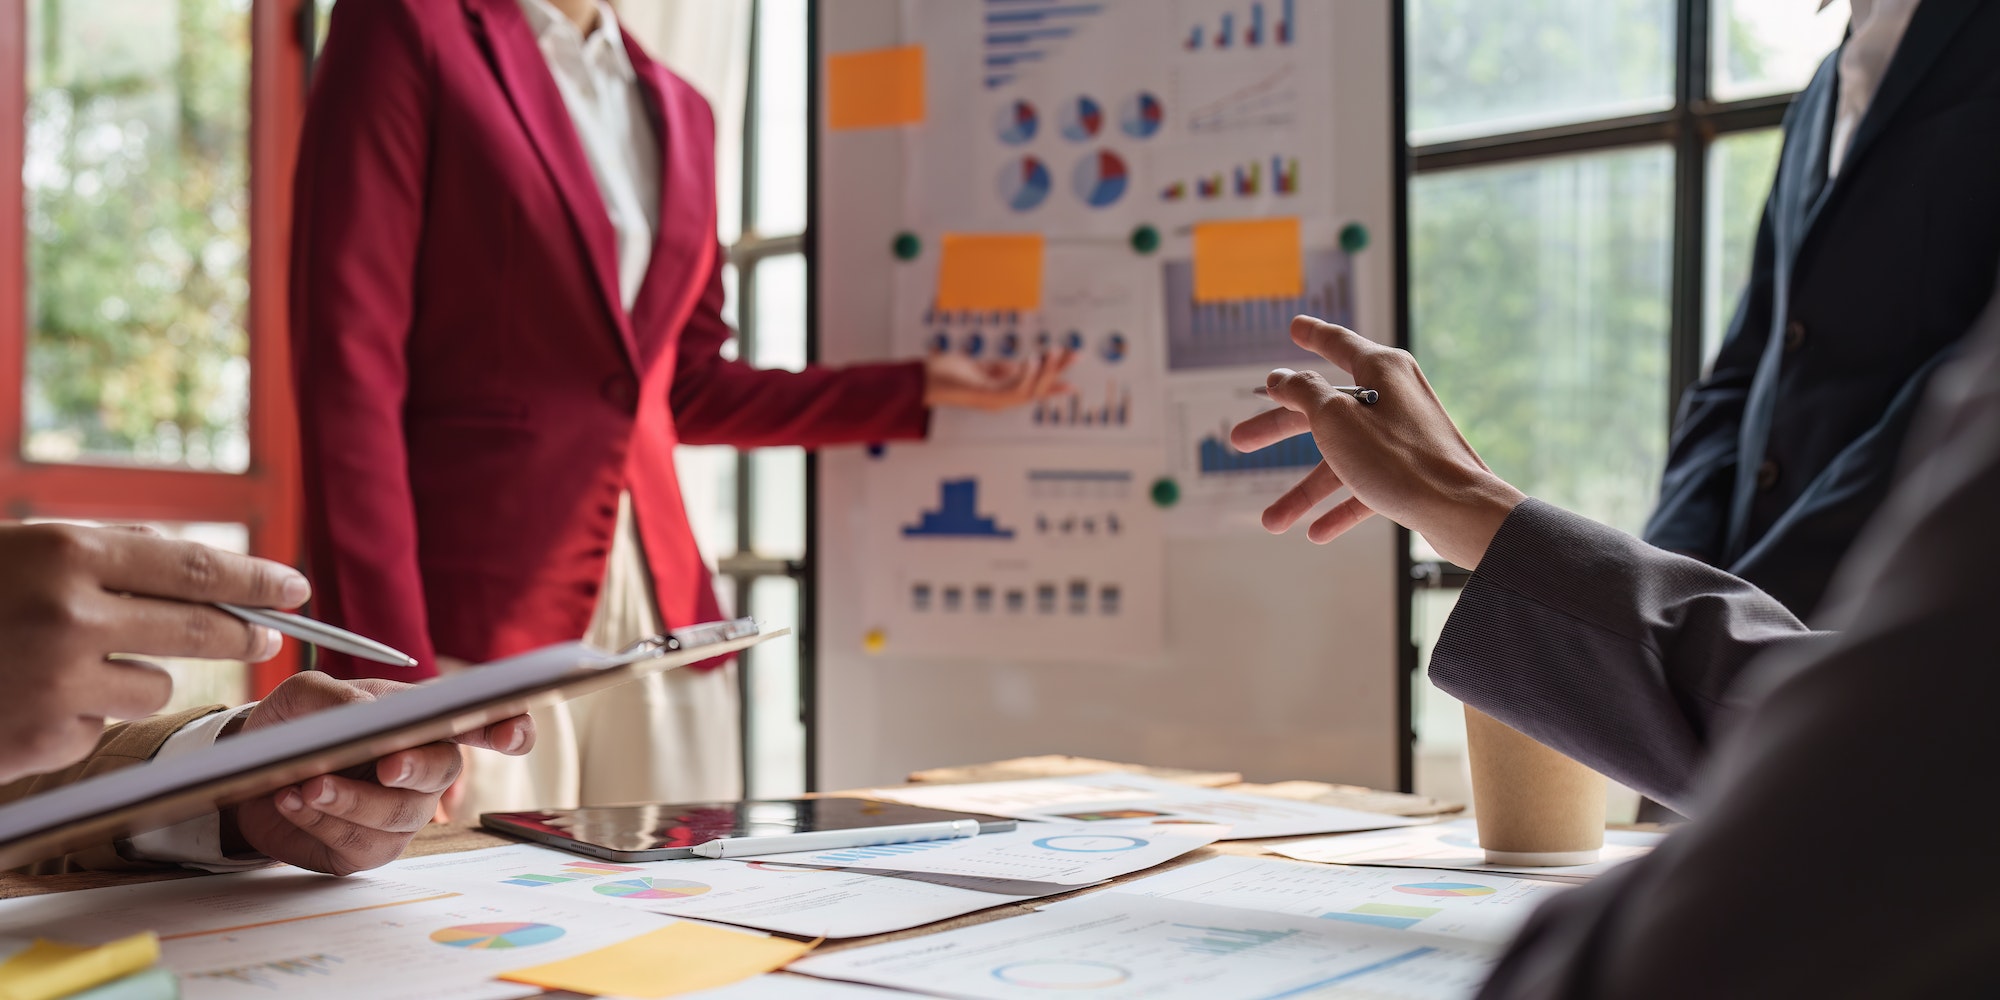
[600,374,638,411]
[1756,459,1780,492]
[1783,320,1806,352]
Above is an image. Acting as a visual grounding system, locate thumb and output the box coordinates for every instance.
[1264,367,1337,413]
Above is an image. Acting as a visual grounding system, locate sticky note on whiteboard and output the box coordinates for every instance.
[936,233,1044,311]
[827,45,926,129]
[1192,217,1304,303]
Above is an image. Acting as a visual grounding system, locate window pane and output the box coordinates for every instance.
[1407,0,1673,144]
[1712,0,1847,102]
[752,0,807,235]
[751,253,805,372]
[744,575,804,797]
[24,0,252,472]
[678,445,740,562]
[1704,129,1783,365]
[1411,147,1673,538]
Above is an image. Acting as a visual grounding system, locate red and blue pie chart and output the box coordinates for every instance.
[1072,150,1129,208]
[1059,95,1103,142]
[999,155,1053,212]
[1120,91,1163,139]
[995,99,1037,145]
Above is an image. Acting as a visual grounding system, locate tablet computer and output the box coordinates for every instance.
[483,799,1018,862]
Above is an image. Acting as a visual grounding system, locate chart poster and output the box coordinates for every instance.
[860,445,1166,661]
[899,244,1166,446]
[904,0,1337,234]
[1164,244,1356,371]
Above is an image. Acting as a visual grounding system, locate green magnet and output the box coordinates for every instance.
[892,232,923,260]
[1339,222,1370,253]
[1129,224,1161,255]
[1150,477,1181,508]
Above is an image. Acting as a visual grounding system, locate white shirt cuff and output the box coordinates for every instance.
[123,704,271,872]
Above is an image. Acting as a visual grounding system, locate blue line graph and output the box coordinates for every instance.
[813,840,955,864]
[1252,948,1438,999]
[984,0,1108,88]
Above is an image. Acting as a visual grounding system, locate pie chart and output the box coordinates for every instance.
[999,156,1052,212]
[1072,150,1129,208]
[1120,91,1163,139]
[1101,332,1128,362]
[995,98,1038,145]
[593,877,713,900]
[430,922,566,950]
[1059,95,1103,141]
[1394,882,1497,898]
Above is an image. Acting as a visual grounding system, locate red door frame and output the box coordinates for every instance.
[0,1,310,697]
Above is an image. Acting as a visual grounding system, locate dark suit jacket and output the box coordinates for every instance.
[1644,0,2000,621]
[1431,289,2000,994]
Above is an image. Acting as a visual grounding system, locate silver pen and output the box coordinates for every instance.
[215,603,420,668]
[1253,384,1380,404]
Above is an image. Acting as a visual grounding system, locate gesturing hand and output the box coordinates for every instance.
[226,672,534,876]
[1230,316,1526,569]
[923,349,1077,411]
[0,523,308,784]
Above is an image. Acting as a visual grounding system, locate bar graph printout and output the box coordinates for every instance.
[791,892,1499,1000]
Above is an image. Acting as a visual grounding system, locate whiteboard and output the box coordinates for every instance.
[811,0,1407,791]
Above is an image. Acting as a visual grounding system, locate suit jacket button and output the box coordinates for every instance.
[1783,320,1806,352]
[1756,459,1780,491]
[600,374,638,411]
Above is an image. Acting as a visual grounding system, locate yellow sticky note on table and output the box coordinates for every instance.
[498,922,815,999]
[0,931,159,1000]
[827,45,925,129]
[1192,217,1304,303]
[936,233,1044,312]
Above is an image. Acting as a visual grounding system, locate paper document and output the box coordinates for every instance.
[497,921,811,999]
[678,977,913,999]
[791,892,1499,1000]
[1110,855,1567,944]
[1269,819,1664,881]
[387,844,1060,939]
[749,821,1222,885]
[0,866,696,1000]
[864,772,1428,839]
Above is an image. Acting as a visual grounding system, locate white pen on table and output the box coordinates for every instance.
[690,819,984,859]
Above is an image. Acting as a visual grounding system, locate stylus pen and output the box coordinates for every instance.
[215,603,421,668]
[1253,385,1380,404]
[690,818,983,859]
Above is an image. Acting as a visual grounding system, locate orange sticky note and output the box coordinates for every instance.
[1192,217,1304,303]
[498,923,815,999]
[936,233,1044,312]
[827,45,925,130]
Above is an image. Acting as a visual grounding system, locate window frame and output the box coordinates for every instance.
[1397,0,1815,788]
[0,0,313,698]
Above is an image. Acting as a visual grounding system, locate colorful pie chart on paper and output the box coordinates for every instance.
[1394,882,1497,898]
[1120,91,1164,139]
[1072,150,1129,208]
[999,156,1053,212]
[996,98,1038,145]
[430,922,567,949]
[1059,95,1104,141]
[592,878,713,900]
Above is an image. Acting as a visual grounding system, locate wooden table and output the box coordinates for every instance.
[0,756,1462,990]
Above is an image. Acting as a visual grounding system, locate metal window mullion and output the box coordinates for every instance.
[733,0,763,798]
[1667,0,1714,417]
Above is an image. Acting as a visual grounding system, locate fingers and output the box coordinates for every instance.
[1261,463,1344,534]
[91,658,178,720]
[270,790,409,875]
[290,773,439,834]
[1262,366,1342,413]
[99,594,283,662]
[1288,315,1376,371]
[1307,496,1377,544]
[88,530,310,609]
[448,715,536,756]
[247,670,379,729]
[1230,406,1312,452]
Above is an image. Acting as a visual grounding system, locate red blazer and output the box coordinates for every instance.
[291,0,928,679]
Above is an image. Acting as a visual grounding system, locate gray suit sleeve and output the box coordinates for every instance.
[1430,500,1827,813]
[1467,303,2000,997]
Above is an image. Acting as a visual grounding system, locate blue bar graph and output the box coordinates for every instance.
[1169,923,1300,957]
[1198,430,1319,475]
[984,0,1108,87]
[903,480,1015,538]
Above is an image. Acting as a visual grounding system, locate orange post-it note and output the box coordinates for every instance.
[827,45,925,130]
[498,922,815,999]
[1192,217,1304,303]
[936,233,1044,312]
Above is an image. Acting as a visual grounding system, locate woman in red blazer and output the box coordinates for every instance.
[291,0,1067,812]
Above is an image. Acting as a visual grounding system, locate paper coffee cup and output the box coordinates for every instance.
[1464,706,1605,866]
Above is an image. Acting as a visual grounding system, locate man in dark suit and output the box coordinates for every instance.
[1241,313,1998,995]
[1646,0,2000,621]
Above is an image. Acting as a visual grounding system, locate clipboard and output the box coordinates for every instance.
[0,619,784,871]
